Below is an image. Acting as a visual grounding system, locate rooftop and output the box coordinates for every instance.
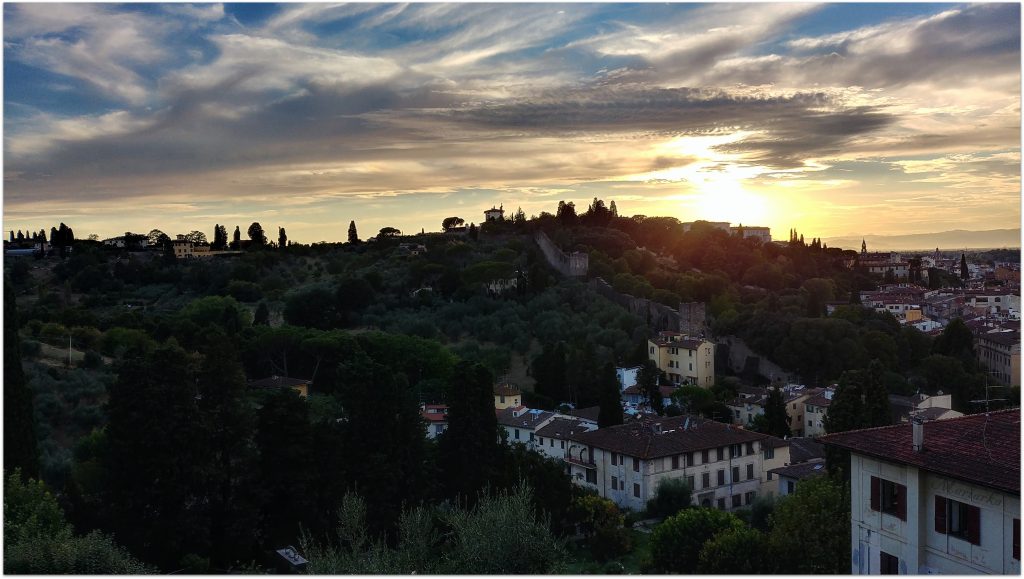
[536,417,598,440]
[569,415,776,459]
[493,383,521,397]
[769,458,828,480]
[821,409,1020,495]
[496,407,554,429]
[788,437,825,463]
[248,375,312,389]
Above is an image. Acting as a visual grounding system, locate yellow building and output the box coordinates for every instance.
[494,383,522,410]
[647,331,715,387]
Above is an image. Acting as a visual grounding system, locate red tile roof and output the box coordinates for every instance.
[536,417,597,440]
[420,404,448,423]
[493,383,521,397]
[821,409,1020,495]
[769,458,827,480]
[496,407,553,429]
[569,414,776,459]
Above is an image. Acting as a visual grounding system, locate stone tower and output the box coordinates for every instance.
[678,302,707,338]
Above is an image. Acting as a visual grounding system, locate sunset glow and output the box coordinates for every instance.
[3,3,1020,244]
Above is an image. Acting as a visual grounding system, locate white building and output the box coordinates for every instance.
[534,416,598,461]
[823,410,1020,575]
[803,387,834,437]
[496,406,555,447]
[566,415,789,512]
[421,404,448,439]
[616,366,641,391]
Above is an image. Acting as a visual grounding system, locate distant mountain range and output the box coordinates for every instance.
[821,229,1021,252]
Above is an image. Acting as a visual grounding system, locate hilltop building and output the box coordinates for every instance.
[647,331,715,387]
[484,206,505,222]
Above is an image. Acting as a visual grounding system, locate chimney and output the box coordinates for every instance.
[912,417,924,453]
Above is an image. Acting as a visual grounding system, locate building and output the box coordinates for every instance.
[769,458,827,496]
[975,330,1021,387]
[888,393,958,424]
[822,410,1020,575]
[682,221,731,233]
[534,416,597,461]
[647,331,715,387]
[616,366,641,391]
[421,404,449,439]
[729,224,772,243]
[484,206,505,222]
[496,406,554,447]
[566,415,789,511]
[803,387,835,437]
[247,375,311,397]
[494,384,522,410]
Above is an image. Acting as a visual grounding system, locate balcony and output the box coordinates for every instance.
[564,455,597,469]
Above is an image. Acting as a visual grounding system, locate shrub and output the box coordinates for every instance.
[646,477,692,519]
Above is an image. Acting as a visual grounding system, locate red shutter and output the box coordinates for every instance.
[870,477,881,512]
[966,505,981,546]
[934,496,947,534]
[896,484,907,521]
[1013,519,1019,560]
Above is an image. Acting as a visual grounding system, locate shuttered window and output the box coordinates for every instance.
[935,495,981,546]
[870,476,907,521]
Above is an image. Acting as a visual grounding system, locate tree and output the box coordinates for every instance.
[378,227,401,238]
[637,359,663,414]
[212,224,228,249]
[556,201,577,226]
[697,526,770,574]
[597,362,624,428]
[532,342,568,402]
[960,253,969,280]
[646,477,692,519]
[932,318,976,372]
[468,222,478,241]
[338,360,428,534]
[649,507,744,573]
[439,361,500,502]
[570,494,631,561]
[253,302,270,326]
[5,275,39,479]
[184,230,207,244]
[763,386,791,439]
[247,222,266,246]
[256,388,316,548]
[609,200,618,218]
[442,217,465,231]
[769,475,850,574]
[513,207,526,225]
[232,226,241,250]
[4,471,152,574]
[348,220,359,244]
[278,227,287,249]
[103,344,211,567]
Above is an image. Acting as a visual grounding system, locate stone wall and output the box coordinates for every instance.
[535,231,588,277]
[718,335,797,383]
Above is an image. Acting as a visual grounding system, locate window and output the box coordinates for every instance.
[787,481,795,494]
[550,439,554,448]
[633,457,640,472]
[745,491,756,505]
[620,479,625,491]
[612,475,618,489]
[732,494,741,508]
[717,448,724,461]
[935,496,980,545]
[747,464,754,480]
[764,447,775,460]
[687,475,695,490]
[729,444,742,458]
[514,429,520,440]
[529,432,535,442]
[702,472,710,489]
[732,466,740,483]
[633,483,641,498]
[611,452,618,466]
[586,469,597,484]
[767,472,773,481]
[434,425,444,435]
[717,498,726,510]
[745,442,755,455]
[879,551,899,575]
[538,437,543,445]
[717,470,725,486]
[560,441,565,449]
[672,455,679,470]
[734,409,741,419]
[689,363,693,371]
[649,347,654,354]
[702,450,710,464]
[870,477,907,521]
[500,395,505,404]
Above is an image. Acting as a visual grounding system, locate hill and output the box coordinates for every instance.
[821,229,1021,252]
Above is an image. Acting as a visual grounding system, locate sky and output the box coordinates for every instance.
[3,2,1021,244]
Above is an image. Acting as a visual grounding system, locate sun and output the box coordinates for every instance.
[693,172,772,227]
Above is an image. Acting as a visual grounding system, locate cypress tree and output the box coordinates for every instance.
[4,275,39,479]
[278,227,287,249]
[232,226,241,250]
[439,361,500,504]
[597,362,624,428]
[960,253,969,280]
[348,221,359,244]
[763,386,791,438]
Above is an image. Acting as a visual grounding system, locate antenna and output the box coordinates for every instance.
[970,371,1007,413]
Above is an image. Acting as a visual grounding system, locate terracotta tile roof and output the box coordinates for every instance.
[788,437,825,463]
[493,383,521,397]
[804,392,832,408]
[569,415,776,459]
[977,331,1020,347]
[496,407,553,429]
[420,404,448,423]
[248,376,312,389]
[535,417,597,440]
[821,409,1020,495]
[769,458,828,480]
[568,406,601,423]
